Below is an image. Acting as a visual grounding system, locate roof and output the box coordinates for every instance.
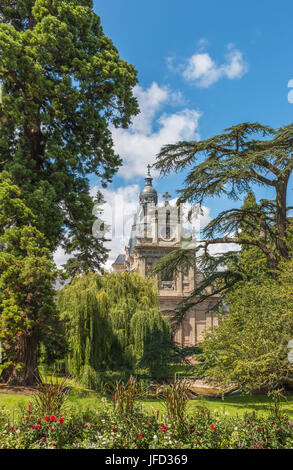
[113,254,126,265]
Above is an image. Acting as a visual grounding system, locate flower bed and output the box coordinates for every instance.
[0,400,292,449]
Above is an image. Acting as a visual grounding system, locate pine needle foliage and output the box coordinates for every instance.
[153,122,293,321]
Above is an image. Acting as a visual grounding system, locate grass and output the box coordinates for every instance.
[1,388,292,419]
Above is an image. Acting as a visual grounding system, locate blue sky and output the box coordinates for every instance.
[54,1,293,268]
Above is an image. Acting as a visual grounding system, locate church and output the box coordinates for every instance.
[112,167,219,347]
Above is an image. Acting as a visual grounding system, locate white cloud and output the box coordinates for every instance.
[90,184,141,271]
[111,82,201,179]
[54,246,70,269]
[182,45,248,88]
[208,242,240,256]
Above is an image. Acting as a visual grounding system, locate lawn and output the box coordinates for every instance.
[1,388,292,419]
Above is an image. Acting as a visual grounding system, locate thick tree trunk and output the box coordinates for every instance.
[2,329,40,386]
[276,179,289,261]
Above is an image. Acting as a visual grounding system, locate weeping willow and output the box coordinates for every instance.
[57,272,171,382]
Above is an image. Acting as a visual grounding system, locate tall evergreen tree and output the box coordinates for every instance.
[0,0,138,265]
[0,1,138,384]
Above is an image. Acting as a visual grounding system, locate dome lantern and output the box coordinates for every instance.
[139,165,158,206]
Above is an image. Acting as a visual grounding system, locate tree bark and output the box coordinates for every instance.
[276,178,289,261]
[2,329,40,386]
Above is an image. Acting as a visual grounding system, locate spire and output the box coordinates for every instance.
[139,165,158,206]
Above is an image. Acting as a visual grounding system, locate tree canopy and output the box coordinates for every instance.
[200,257,293,393]
[153,122,293,321]
[0,0,138,266]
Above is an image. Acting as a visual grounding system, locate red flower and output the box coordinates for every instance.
[210,424,215,430]
[200,409,204,413]
[45,416,49,422]
[138,434,143,439]
[50,415,56,422]
[160,424,167,432]
[257,428,262,432]
[58,418,64,424]
[43,437,47,443]
[37,419,41,425]
[147,419,150,425]
[276,428,280,433]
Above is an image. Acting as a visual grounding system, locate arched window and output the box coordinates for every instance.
[166,210,170,239]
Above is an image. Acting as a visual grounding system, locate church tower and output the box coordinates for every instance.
[112,167,218,346]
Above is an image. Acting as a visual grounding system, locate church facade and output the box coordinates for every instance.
[112,167,219,347]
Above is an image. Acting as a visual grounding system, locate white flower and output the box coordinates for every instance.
[153,435,158,440]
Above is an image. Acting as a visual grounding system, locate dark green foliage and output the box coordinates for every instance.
[0,0,139,267]
[0,0,139,385]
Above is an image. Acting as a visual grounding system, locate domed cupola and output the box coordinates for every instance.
[139,165,158,206]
